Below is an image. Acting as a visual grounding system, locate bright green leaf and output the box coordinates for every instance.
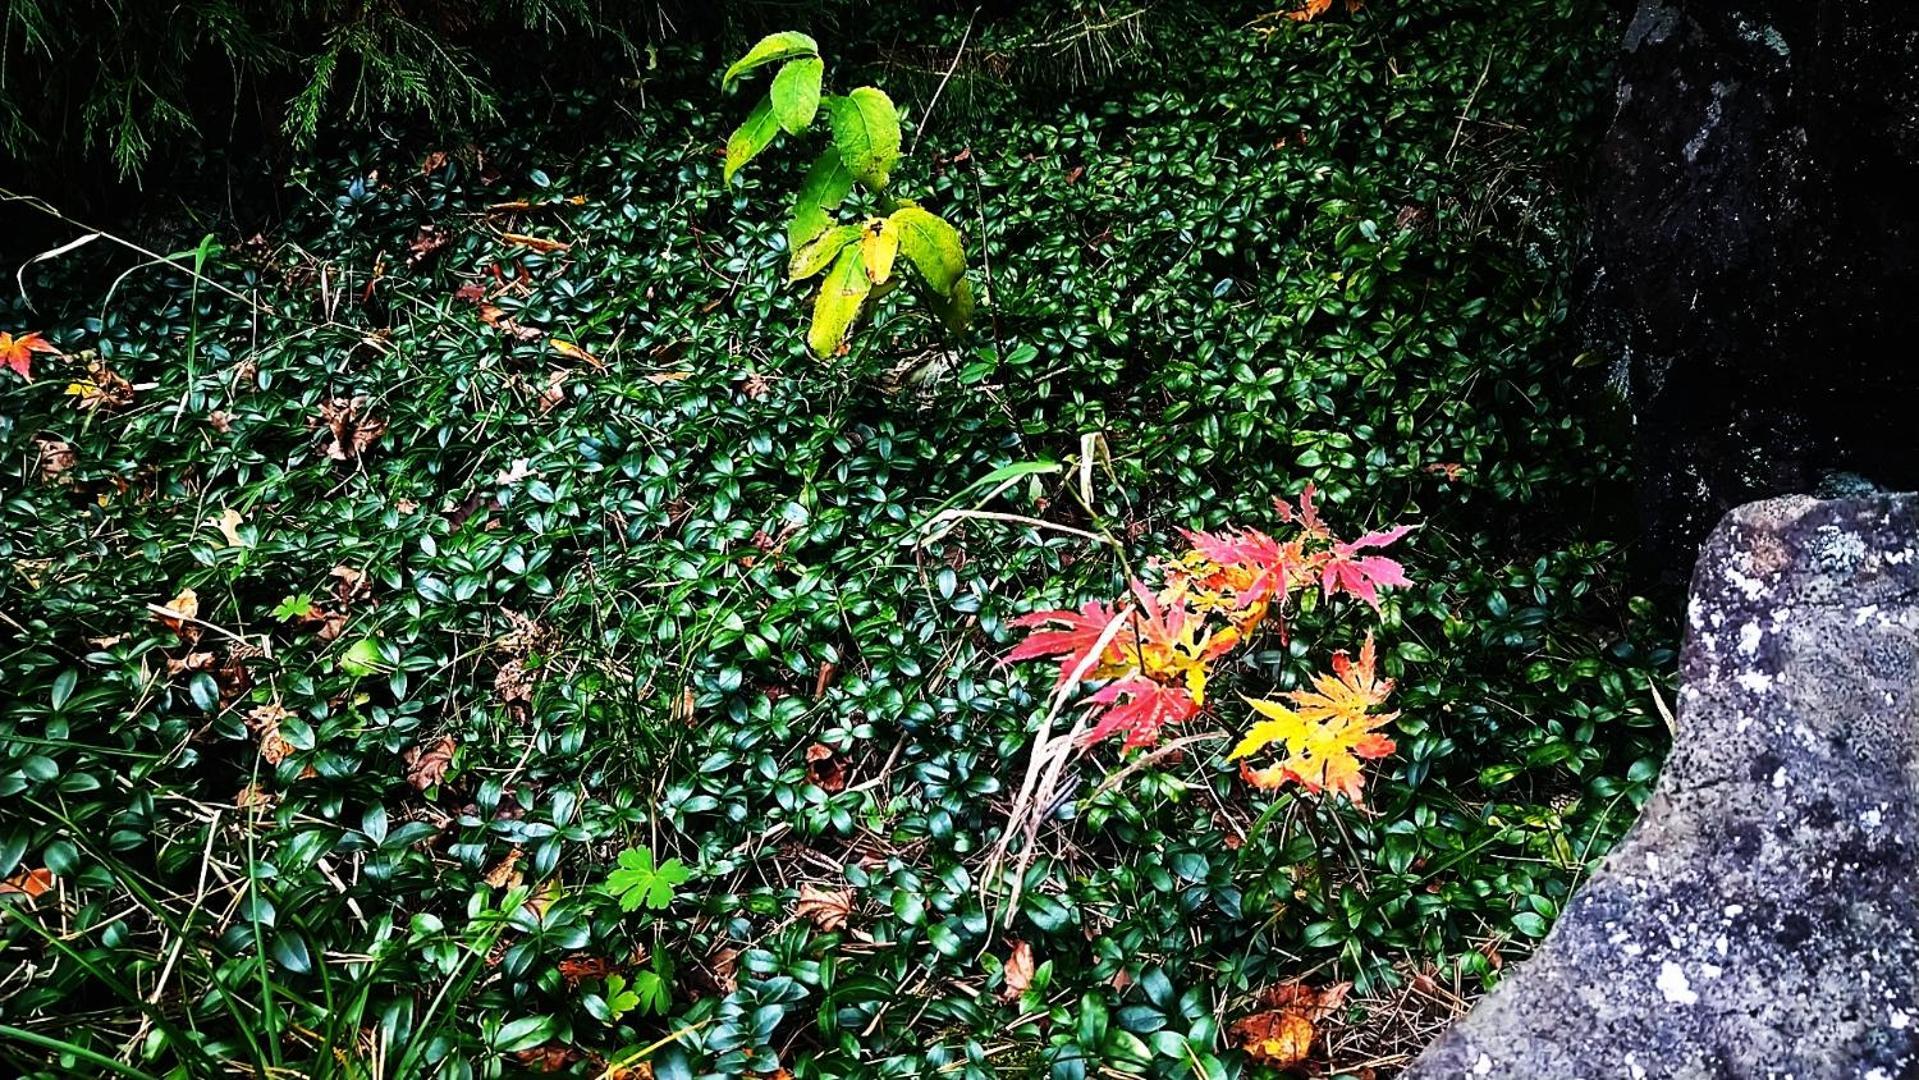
[770,57,823,135]
[890,205,966,295]
[825,87,900,189]
[722,31,818,91]
[724,96,780,186]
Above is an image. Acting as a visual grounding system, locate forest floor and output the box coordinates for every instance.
[0,3,1674,1077]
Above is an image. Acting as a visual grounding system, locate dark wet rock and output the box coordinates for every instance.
[1405,494,1919,1079]
[1587,1,1919,585]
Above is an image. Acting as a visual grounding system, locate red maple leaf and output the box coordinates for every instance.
[1080,675,1199,750]
[1319,526,1413,609]
[0,331,60,381]
[1272,481,1328,538]
[1006,600,1127,689]
[1182,527,1295,608]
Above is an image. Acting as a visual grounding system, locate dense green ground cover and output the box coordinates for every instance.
[0,2,1673,1076]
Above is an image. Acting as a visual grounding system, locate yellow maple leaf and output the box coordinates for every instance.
[1230,634,1396,803]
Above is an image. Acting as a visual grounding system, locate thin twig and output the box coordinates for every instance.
[909,6,980,155]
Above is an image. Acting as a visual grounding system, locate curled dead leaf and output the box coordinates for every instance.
[248,700,295,765]
[483,847,524,888]
[32,435,75,483]
[549,338,603,368]
[804,743,846,793]
[402,736,456,790]
[644,370,691,385]
[154,588,201,641]
[314,397,387,462]
[501,232,570,253]
[1001,939,1036,1001]
[558,954,618,986]
[793,883,854,931]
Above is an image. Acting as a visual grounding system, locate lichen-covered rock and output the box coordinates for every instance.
[1406,494,1919,1079]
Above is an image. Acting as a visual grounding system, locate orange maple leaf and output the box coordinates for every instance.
[1231,634,1397,803]
[0,331,60,381]
[1285,0,1334,21]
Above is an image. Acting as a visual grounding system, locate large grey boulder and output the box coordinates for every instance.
[1406,494,1919,1079]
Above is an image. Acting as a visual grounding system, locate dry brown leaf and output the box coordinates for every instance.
[741,373,771,400]
[216,508,247,548]
[408,225,452,267]
[478,303,544,342]
[33,435,75,483]
[804,743,846,793]
[234,784,275,810]
[65,360,134,412]
[1286,0,1334,19]
[813,661,837,698]
[154,588,200,641]
[403,736,456,790]
[512,1045,582,1073]
[483,847,524,888]
[708,945,741,993]
[248,700,295,765]
[539,369,568,413]
[558,954,617,986]
[501,232,570,253]
[645,370,691,385]
[1001,939,1036,1001]
[209,410,233,433]
[0,867,54,898]
[548,338,603,368]
[794,883,854,931]
[495,658,536,703]
[421,150,449,175]
[315,397,388,462]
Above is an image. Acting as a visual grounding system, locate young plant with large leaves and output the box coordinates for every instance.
[721,31,974,357]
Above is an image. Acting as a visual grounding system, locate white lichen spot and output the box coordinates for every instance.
[1657,961,1699,1006]
[1892,1007,1911,1030]
[1623,942,1645,957]
[1647,853,1662,874]
[1724,904,1744,918]
[1702,963,1723,980]
[1861,807,1884,830]
[1737,622,1763,656]
[1771,767,1789,790]
[1715,935,1729,956]
[1473,1053,1493,1076]
[1855,604,1881,626]
[1737,671,1774,694]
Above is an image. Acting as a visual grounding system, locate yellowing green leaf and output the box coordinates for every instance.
[788,149,855,251]
[826,87,900,189]
[770,57,824,134]
[724,96,780,186]
[722,31,818,91]
[891,205,966,295]
[790,224,860,281]
[927,274,975,332]
[809,244,872,357]
[861,216,899,283]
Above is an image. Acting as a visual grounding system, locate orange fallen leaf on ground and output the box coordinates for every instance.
[0,867,54,898]
[548,338,603,367]
[501,232,570,253]
[1001,939,1036,1000]
[805,743,846,793]
[794,883,854,931]
[513,1045,583,1073]
[478,303,544,342]
[0,330,60,380]
[1230,980,1351,1069]
[1287,0,1333,19]
[558,954,618,986]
